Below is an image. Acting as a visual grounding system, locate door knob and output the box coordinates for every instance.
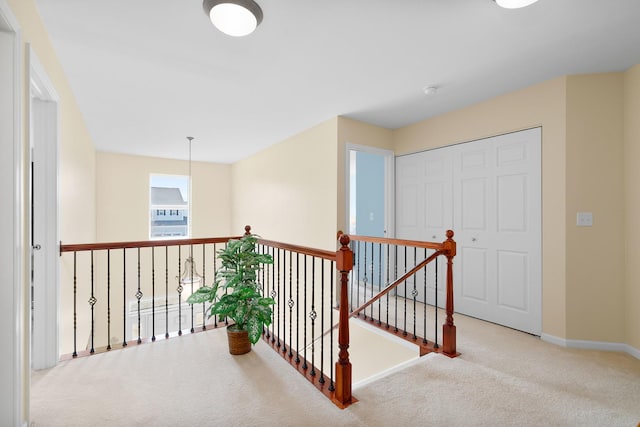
[33,244,42,250]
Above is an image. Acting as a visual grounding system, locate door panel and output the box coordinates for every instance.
[396,128,541,335]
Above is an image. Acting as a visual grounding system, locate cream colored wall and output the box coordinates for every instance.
[231,119,339,251]
[336,116,394,234]
[96,152,231,241]
[393,77,568,338]
[565,73,625,342]
[624,65,640,350]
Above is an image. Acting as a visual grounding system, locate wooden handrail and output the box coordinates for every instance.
[257,238,336,261]
[59,236,243,254]
[347,234,447,251]
[349,250,443,318]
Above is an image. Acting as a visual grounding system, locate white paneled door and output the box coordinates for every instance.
[396,128,541,335]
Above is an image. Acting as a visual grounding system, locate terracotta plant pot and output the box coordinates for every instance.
[227,325,251,355]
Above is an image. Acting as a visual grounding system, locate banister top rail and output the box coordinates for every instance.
[346,233,446,251]
[60,235,244,253]
[257,238,336,261]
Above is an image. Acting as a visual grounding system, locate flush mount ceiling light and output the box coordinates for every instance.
[203,0,263,37]
[494,0,539,9]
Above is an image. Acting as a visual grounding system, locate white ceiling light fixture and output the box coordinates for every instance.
[494,0,539,9]
[203,0,263,37]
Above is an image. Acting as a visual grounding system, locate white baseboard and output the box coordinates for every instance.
[541,333,640,360]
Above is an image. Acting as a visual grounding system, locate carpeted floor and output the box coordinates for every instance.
[30,313,640,426]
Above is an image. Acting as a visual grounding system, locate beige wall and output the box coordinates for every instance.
[565,73,625,342]
[394,77,569,338]
[624,65,640,350]
[231,119,339,250]
[336,117,393,234]
[96,152,232,241]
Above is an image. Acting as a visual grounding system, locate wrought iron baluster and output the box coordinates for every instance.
[276,248,281,349]
[287,250,293,358]
[72,252,77,357]
[302,254,308,370]
[370,241,375,321]
[434,257,439,349]
[165,246,169,339]
[122,248,127,347]
[319,258,325,385]
[151,247,156,342]
[412,246,417,340]
[309,256,317,377]
[295,253,300,364]
[201,244,206,330]
[329,259,335,392]
[362,241,367,320]
[394,245,398,333]
[136,247,142,344]
[282,249,287,354]
[177,246,182,336]
[403,246,408,336]
[423,248,428,345]
[107,249,111,350]
[270,246,276,343]
[377,243,382,326]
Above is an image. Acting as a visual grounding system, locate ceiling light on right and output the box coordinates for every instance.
[203,0,263,37]
[494,0,539,9]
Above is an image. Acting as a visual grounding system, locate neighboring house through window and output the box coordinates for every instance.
[149,174,189,239]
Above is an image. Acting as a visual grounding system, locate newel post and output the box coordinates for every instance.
[443,230,457,355]
[334,233,353,406]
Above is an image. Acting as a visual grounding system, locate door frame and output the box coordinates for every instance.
[345,143,395,238]
[0,1,25,424]
[28,44,60,370]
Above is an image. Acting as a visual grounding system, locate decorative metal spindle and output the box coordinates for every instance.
[403,246,408,336]
[394,245,398,333]
[319,259,325,384]
[412,247,417,340]
[107,249,111,350]
[295,253,300,364]
[349,241,355,312]
[310,257,317,377]
[90,250,96,353]
[434,257,439,349]
[264,245,270,338]
[201,244,206,330]
[356,241,360,312]
[423,248,428,345]
[386,244,390,328]
[214,243,218,328]
[136,248,142,344]
[282,249,287,354]
[370,241,375,320]
[377,243,382,325]
[288,250,293,358]
[190,244,195,334]
[302,254,308,370]
[72,252,77,357]
[276,248,281,348]
[224,241,229,326]
[362,241,367,320]
[165,246,169,339]
[122,248,127,347]
[328,260,335,392]
[270,246,276,343]
[177,246,182,336]
[151,247,156,341]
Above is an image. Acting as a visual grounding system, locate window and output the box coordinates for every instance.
[149,174,189,239]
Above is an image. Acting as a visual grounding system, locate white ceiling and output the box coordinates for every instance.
[34,0,640,163]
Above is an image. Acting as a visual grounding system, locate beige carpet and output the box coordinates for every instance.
[30,313,640,426]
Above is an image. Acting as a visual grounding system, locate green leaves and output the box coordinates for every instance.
[186,234,275,345]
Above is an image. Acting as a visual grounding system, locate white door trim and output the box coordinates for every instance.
[0,1,25,425]
[345,143,395,238]
[28,44,60,370]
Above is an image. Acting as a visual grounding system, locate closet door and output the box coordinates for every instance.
[396,128,541,335]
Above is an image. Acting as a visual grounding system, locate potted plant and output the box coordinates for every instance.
[187,234,275,354]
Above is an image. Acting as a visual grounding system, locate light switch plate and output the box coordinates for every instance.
[577,212,593,227]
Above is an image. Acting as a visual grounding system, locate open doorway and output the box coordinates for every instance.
[28,46,60,370]
[346,144,394,238]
